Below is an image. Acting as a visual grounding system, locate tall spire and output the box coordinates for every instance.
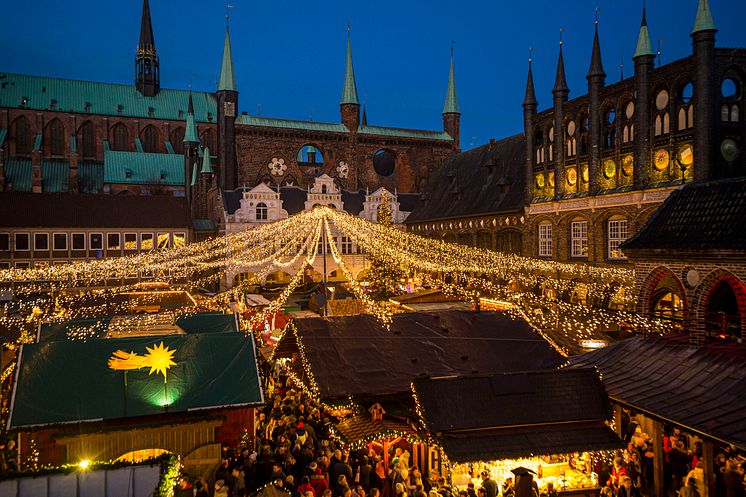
[523,54,538,107]
[587,21,606,79]
[553,36,569,94]
[135,0,159,96]
[692,0,716,34]
[218,26,237,91]
[138,0,156,52]
[341,26,359,105]
[184,92,199,143]
[634,6,655,58]
[443,46,460,114]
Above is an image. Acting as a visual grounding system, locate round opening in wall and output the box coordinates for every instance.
[373,149,396,176]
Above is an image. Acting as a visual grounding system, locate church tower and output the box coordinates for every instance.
[135,0,160,97]
[340,27,361,133]
[217,22,239,191]
[442,47,461,152]
[183,91,200,209]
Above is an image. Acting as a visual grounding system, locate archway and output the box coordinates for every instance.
[637,266,687,317]
[116,448,172,464]
[694,270,746,341]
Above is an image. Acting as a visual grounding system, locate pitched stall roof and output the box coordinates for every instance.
[621,178,746,256]
[406,134,526,223]
[8,333,264,428]
[568,335,746,450]
[412,369,622,462]
[273,311,565,401]
[0,73,216,122]
[0,192,190,228]
[335,414,419,448]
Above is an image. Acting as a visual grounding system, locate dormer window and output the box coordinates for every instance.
[148,107,155,118]
[124,168,133,179]
[117,104,124,115]
[21,96,28,107]
[160,171,166,180]
[84,102,92,112]
[50,99,57,110]
[207,112,213,122]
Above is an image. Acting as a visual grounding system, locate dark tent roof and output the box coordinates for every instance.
[9,332,264,429]
[406,134,526,223]
[568,334,746,450]
[0,192,190,228]
[38,312,238,342]
[274,311,564,401]
[412,369,622,462]
[413,369,611,432]
[336,414,419,447]
[621,177,746,254]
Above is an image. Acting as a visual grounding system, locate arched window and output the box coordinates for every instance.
[538,221,552,257]
[141,125,159,153]
[12,116,31,155]
[652,291,685,328]
[654,90,670,136]
[732,105,740,122]
[706,280,742,339]
[603,106,617,148]
[255,202,268,221]
[566,120,576,157]
[170,127,184,154]
[46,118,65,156]
[534,130,544,164]
[476,230,492,249]
[111,123,129,151]
[495,230,521,254]
[607,215,628,260]
[321,184,328,194]
[79,121,96,158]
[200,129,215,151]
[297,145,325,166]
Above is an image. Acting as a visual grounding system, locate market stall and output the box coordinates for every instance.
[412,369,624,497]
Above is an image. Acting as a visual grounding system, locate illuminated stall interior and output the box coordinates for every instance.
[412,369,623,496]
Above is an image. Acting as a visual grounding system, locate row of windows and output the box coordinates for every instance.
[9,117,215,156]
[0,232,186,252]
[537,219,628,260]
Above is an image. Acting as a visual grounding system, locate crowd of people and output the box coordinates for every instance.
[194,377,745,497]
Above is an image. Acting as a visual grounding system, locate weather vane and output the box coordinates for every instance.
[559,28,565,45]
[528,47,535,63]
[451,40,455,56]
[595,7,600,24]
[225,3,234,26]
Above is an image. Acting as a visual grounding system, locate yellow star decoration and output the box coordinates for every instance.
[108,341,177,381]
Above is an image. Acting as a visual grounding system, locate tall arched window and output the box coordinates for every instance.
[46,118,65,156]
[654,90,670,136]
[170,127,184,154]
[255,202,268,221]
[538,221,553,257]
[200,129,215,151]
[141,125,159,153]
[570,218,588,258]
[12,116,31,155]
[607,215,628,260]
[79,121,96,158]
[111,123,129,151]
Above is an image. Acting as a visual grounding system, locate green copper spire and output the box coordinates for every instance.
[692,0,716,34]
[191,161,198,186]
[634,7,655,58]
[443,48,460,114]
[200,146,214,174]
[218,26,237,91]
[340,29,359,105]
[183,92,199,143]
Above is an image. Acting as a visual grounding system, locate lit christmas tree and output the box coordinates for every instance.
[367,194,405,298]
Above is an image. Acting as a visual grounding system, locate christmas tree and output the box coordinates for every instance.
[367,193,405,298]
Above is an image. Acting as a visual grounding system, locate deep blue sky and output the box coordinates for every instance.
[2,0,745,150]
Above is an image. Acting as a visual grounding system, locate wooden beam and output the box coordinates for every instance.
[652,419,665,497]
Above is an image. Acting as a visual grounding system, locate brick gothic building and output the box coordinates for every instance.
[0,0,458,251]
[407,0,746,271]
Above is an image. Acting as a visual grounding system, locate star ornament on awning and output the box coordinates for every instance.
[108,342,177,381]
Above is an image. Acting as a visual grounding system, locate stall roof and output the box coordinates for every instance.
[335,414,419,448]
[9,332,263,429]
[568,334,746,450]
[273,311,565,401]
[412,369,621,462]
[38,312,238,342]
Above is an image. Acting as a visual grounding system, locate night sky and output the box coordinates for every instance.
[2,0,745,150]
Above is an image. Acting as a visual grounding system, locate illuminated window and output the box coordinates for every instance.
[107,233,121,250]
[34,233,49,251]
[570,221,588,257]
[538,222,552,257]
[141,233,154,251]
[608,218,628,260]
[172,232,186,248]
[653,291,685,328]
[124,233,138,251]
[53,233,67,251]
[157,233,170,249]
[256,202,268,221]
[89,233,103,251]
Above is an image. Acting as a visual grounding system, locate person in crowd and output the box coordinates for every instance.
[480,470,498,497]
[501,478,515,497]
[299,475,317,497]
[679,477,701,497]
[723,460,745,497]
[618,477,641,497]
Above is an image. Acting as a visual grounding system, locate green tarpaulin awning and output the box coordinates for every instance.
[8,332,263,429]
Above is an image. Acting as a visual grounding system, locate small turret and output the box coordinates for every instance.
[135,0,160,96]
[442,47,461,151]
[340,27,361,133]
